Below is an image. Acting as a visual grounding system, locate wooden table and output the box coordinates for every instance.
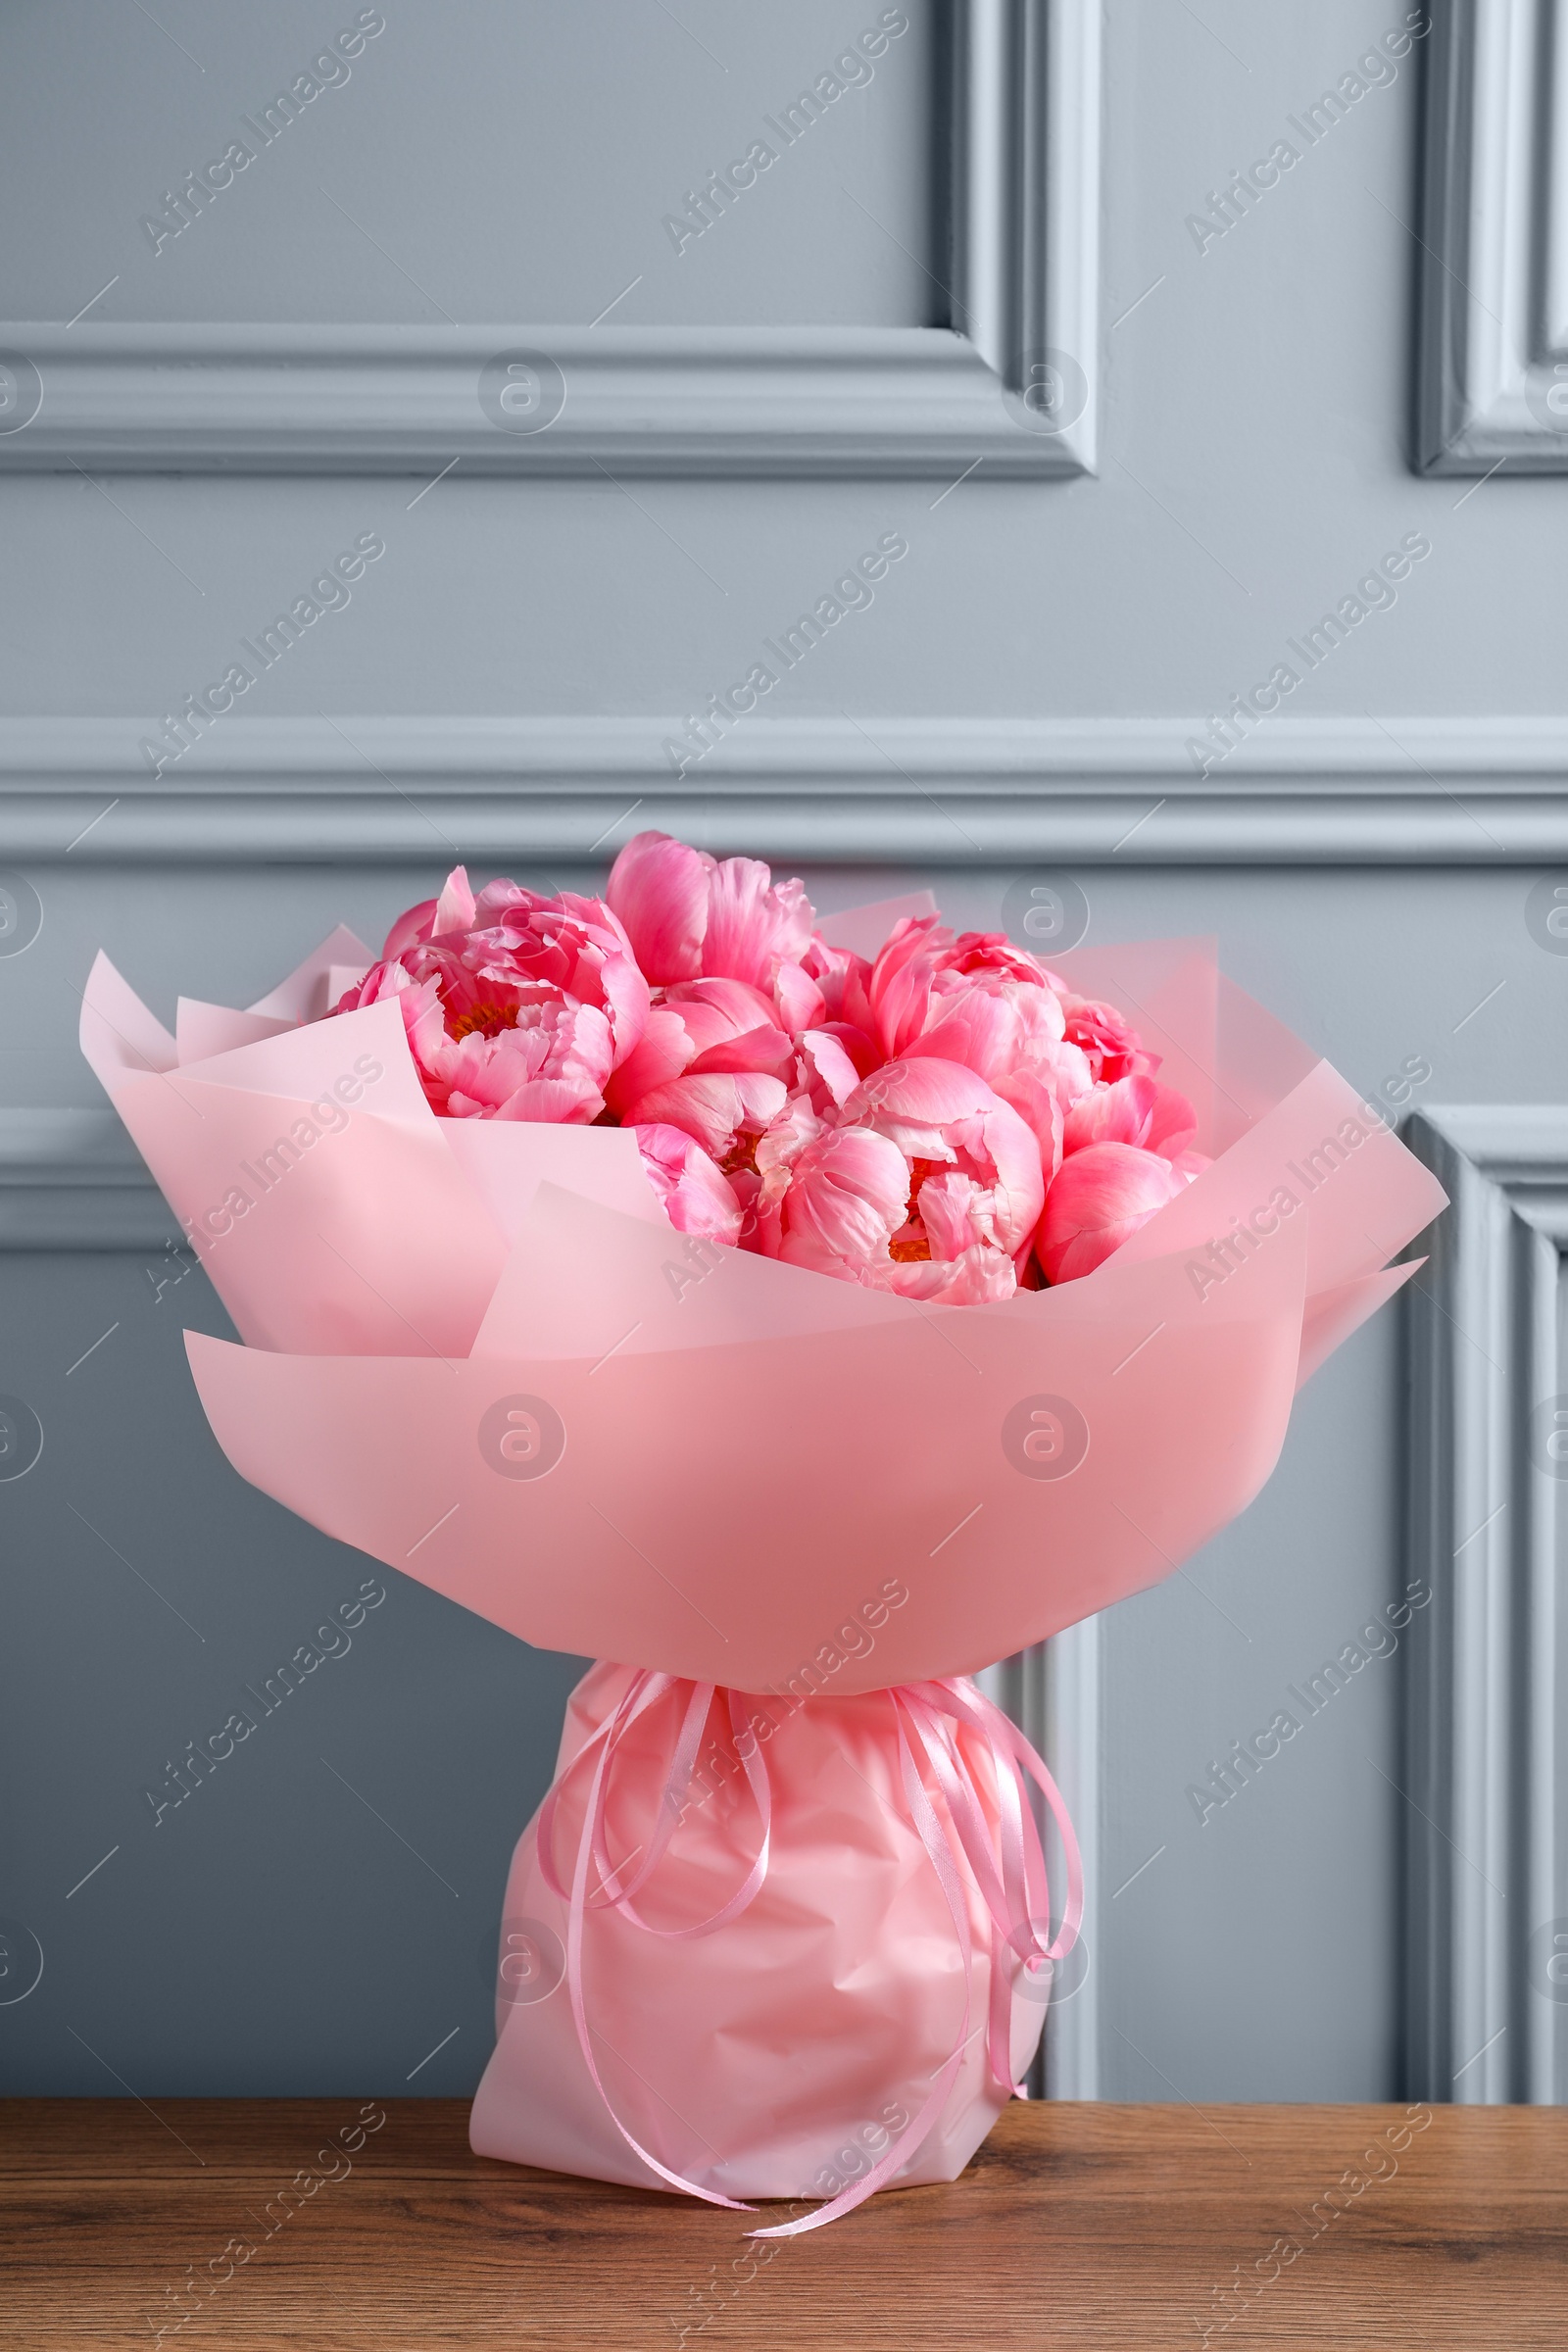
[3,2097,1563,2347]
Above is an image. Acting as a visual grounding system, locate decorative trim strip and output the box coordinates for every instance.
[1417,0,1568,471]
[0,326,1083,480]
[972,1620,1101,2099]
[1042,1616,1101,2097]
[0,1110,173,1250]
[1402,1105,1568,2102]
[0,4,1098,479]
[2,714,1564,864]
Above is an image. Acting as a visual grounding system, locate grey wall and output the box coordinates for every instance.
[1,0,1565,2111]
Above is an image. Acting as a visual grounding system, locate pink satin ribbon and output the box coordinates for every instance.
[535,1671,1082,2235]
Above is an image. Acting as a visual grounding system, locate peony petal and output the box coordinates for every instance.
[493,1077,606,1124]
[773,959,827,1035]
[770,876,815,967]
[621,1074,740,1158]
[1058,994,1158,1086]
[1146,1080,1200,1162]
[603,1006,698,1115]
[800,1028,865,1109]
[905,989,1019,1084]
[934,931,1059,988]
[685,1024,795,1079]
[845,1054,1004,1130]
[916,1167,985,1261]
[381,897,440,957]
[1037,1140,1187,1284]
[885,1244,1018,1305]
[430,866,477,939]
[731,1073,788,1128]
[592,944,652,1063]
[701,857,781,989]
[777,1126,910,1279]
[606,831,710,983]
[1061,1074,1156,1156]
[868,915,947,1057]
[803,939,876,1033]
[664,976,780,1030]
[992,1067,1063,1191]
[621,1071,791,1159]
[960,1102,1048,1251]
[633,1123,744,1245]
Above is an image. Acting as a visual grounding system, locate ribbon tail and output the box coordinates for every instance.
[747,1691,975,2239]
[562,1671,756,2214]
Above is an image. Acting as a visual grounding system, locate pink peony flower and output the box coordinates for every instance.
[930,929,1064,985]
[761,1056,1046,1304]
[604,976,794,1169]
[1036,1140,1188,1285]
[1060,1073,1200,1165]
[1056,994,1159,1087]
[607,831,816,1016]
[331,866,648,1123]
[841,917,1094,1118]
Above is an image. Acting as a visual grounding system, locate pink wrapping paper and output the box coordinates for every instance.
[470,1664,1050,2203]
[81,918,1447,2214]
[80,934,1446,1690]
[179,1205,1311,1689]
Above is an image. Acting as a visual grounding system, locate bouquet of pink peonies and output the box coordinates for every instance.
[81,837,1446,2230]
[326,832,1206,1298]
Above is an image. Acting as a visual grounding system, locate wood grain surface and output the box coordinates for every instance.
[2,2097,1563,2348]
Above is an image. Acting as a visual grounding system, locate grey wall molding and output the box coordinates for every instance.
[972,1628,1102,2098]
[2,713,1566,864]
[1402,1105,1568,2103]
[0,4,1099,480]
[1039,1617,1101,2097]
[976,1623,1102,2099]
[1418,0,1568,471]
[0,1108,175,1250]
